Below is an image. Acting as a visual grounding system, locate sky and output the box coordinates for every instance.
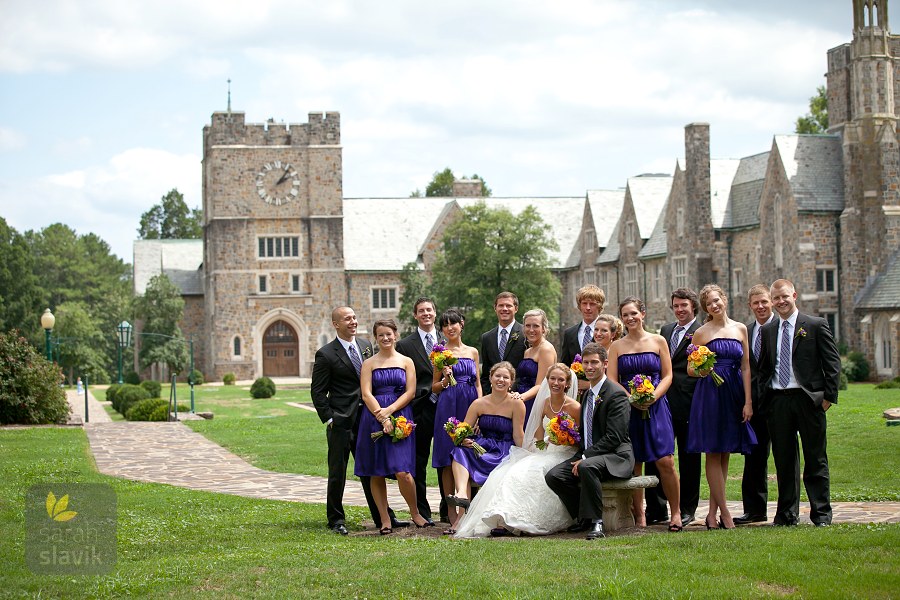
[0,1,885,262]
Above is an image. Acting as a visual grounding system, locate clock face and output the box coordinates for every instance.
[256,161,301,206]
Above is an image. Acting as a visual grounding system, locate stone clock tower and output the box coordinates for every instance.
[201,110,345,380]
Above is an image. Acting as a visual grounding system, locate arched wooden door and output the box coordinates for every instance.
[262,321,299,377]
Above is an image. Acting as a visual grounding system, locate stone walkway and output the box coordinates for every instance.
[70,391,900,528]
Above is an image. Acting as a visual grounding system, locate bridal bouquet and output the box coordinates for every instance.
[570,354,587,380]
[687,343,724,386]
[536,412,581,450]
[444,417,486,456]
[628,374,656,420]
[430,344,458,386]
[371,415,416,442]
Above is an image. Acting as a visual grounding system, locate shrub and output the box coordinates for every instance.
[839,371,848,391]
[124,371,141,385]
[223,372,236,386]
[250,376,276,399]
[147,403,190,422]
[0,331,70,425]
[875,379,900,389]
[189,369,204,386]
[140,380,162,398]
[116,384,150,415]
[846,351,870,381]
[106,384,123,405]
[126,398,168,421]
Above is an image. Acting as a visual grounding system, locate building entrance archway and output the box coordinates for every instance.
[262,320,300,377]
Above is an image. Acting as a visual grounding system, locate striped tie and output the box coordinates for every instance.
[778,320,792,387]
[583,389,594,448]
[581,324,592,350]
[425,333,438,403]
[671,325,684,355]
[753,327,762,361]
[348,344,362,376]
[498,328,508,359]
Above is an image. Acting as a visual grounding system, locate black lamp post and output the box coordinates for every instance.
[116,321,133,384]
[40,308,55,361]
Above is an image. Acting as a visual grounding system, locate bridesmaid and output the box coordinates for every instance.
[593,313,624,352]
[431,308,482,528]
[607,297,683,532]
[687,284,756,530]
[513,309,557,423]
[356,319,432,534]
[446,362,525,535]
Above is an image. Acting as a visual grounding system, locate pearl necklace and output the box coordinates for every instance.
[547,394,565,414]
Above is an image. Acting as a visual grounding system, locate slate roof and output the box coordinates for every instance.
[725,151,770,229]
[133,239,203,295]
[637,195,670,259]
[710,159,741,228]
[856,250,900,310]
[627,174,673,238]
[774,135,844,212]
[565,189,625,268]
[597,221,621,265]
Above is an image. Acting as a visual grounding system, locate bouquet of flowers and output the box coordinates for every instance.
[430,344,458,386]
[570,354,587,380]
[536,411,581,450]
[444,417,486,455]
[686,343,724,386]
[628,374,656,420]
[371,415,416,442]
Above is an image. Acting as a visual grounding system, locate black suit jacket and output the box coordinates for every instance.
[660,319,703,421]
[758,313,841,410]
[396,331,444,407]
[746,317,773,413]
[311,337,374,424]
[560,323,585,367]
[480,321,526,393]
[581,377,634,479]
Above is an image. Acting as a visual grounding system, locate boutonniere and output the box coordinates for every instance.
[684,332,694,343]
[594,394,603,405]
[362,346,372,358]
[510,332,520,342]
[795,327,807,339]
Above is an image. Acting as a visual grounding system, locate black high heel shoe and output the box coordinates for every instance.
[705,516,719,530]
[719,518,735,530]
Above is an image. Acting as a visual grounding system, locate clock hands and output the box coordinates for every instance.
[275,169,290,185]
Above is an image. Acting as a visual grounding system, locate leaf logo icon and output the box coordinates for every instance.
[45,492,77,522]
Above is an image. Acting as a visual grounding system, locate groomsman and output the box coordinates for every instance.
[480,291,526,394]
[758,279,840,526]
[734,284,776,525]
[396,297,442,523]
[311,306,400,534]
[545,343,634,539]
[560,285,606,394]
[651,288,702,526]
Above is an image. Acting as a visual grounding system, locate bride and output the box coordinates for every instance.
[455,363,580,537]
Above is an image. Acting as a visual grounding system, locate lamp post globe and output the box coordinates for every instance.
[40,308,55,361]
[116,321,132,384]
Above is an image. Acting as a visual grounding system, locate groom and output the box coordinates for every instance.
[545,343,634,539]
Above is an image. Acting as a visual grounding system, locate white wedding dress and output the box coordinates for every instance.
[455,374,578,537]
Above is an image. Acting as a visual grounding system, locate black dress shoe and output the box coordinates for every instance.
[646,514,669,525]
[330,524,349,535]
[586,522,606,540]
[567,520,591,533]
[813,521,830,527]
[733,513,767,525]
[680,513,695,527]
[415,518,435,528]
[390,518,410,528]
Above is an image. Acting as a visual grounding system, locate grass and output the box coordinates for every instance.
[182,383,900,501]
[1,426,898,598]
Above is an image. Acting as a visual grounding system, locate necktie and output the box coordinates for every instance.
[778,320,792,387]
[498,328,508,359]
[581,324,592,350]
[425,333,434,354]
[670,325,684,355]
[348,343,362,376]
[583,389,594,448]
[753,327,762,361]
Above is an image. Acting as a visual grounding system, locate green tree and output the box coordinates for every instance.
[138,189,202,239]
[132,274,188,374]
[53,301,110,384]
[0,218,41,336]
[796,85,828,134]
[430,201,560,346]
[422,168,492,197]
[397,261,429,336]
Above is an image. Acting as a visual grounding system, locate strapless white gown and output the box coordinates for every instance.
[455,417,575,537]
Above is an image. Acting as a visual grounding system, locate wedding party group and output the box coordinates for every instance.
[311,278,841,539]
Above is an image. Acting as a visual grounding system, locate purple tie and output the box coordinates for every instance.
[498,328,508,359]
[753,327,762,361]
[671,325,684,355]
[583,389,594,448]
[778,320,792,387]
[581,324,592,350]
[348,344,362,376]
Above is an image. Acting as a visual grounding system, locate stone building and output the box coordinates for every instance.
[135,0,899,380]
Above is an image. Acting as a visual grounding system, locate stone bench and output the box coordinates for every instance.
[601,475,659,531]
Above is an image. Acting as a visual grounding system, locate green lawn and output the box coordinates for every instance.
[183,383,900,501]
[1,426,898,598]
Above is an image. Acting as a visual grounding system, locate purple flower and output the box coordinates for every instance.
[432,343,446,353]
[573,354,582,363]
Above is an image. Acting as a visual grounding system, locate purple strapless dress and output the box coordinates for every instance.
[617,352,675,463]
[687,338,757,454]
[450,414,514,486]
[517,357,539,423]
[433,358,479,468]
[354,367,415,477]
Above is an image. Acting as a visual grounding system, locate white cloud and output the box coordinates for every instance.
[0,127,26,151]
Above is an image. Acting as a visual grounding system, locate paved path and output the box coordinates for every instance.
[76,417,900,528]
[66,389,112,424]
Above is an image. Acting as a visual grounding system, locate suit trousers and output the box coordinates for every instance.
[545,455,617,522]
[740,410,772,516]
[767,389,832,524]
[644,415,701,520]
[412,397,437,519]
